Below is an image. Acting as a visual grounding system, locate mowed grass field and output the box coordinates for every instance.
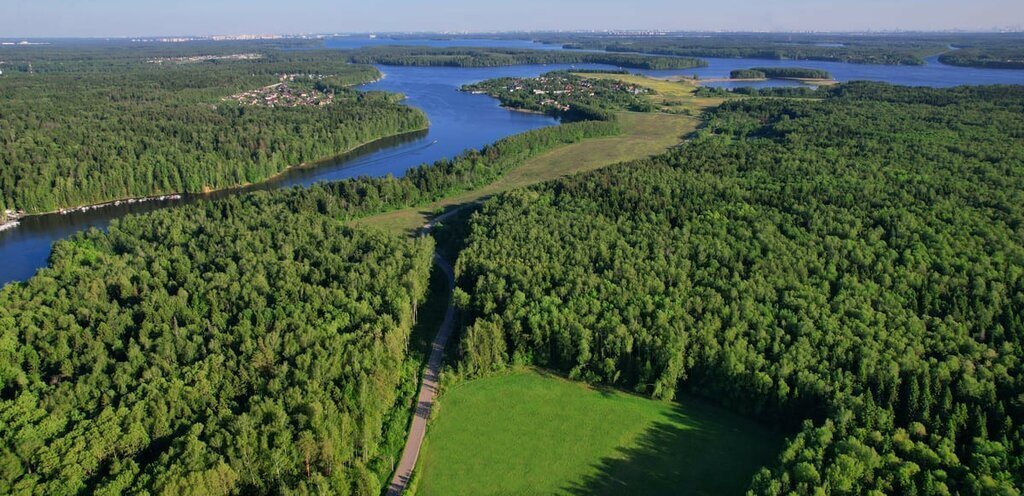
[415,370,783,496]
[353,111,698,234]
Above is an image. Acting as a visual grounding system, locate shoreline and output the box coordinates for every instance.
[55,193,185,216]
[0,210,26,233]
[464,90,553,116]
[0,219,20,233]
[502,105,551,116]
[12,125,430,225]
[239,124,429,186]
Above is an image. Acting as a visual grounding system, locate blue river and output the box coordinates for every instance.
[0,38,1022,285]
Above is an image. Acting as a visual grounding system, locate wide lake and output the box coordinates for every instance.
[1,38,1022,285]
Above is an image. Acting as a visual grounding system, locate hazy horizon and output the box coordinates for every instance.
[3,0,1023,38]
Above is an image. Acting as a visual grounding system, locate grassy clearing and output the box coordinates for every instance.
[353,111,697,234]
[416,369,783,496]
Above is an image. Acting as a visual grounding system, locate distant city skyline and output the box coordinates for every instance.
[2,0,1023,38]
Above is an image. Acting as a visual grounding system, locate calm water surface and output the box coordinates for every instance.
[1,39,1022,285]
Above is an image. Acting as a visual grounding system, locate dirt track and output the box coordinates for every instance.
[385,251,456,496]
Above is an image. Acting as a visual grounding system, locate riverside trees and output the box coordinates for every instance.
[240,119,620,221]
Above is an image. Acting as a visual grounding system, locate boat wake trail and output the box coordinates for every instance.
[345,139,440,172]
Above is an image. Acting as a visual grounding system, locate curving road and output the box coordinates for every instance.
[386,250,456,496]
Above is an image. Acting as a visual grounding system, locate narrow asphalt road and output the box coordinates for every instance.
[386,250,456,496]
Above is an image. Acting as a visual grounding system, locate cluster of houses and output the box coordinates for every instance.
[0,41,48,46]
[210,34,283,41]
[223,74,336,108]
[495,73,649,113]
[147,53,263,65]
[502,74,598,112]
[133,34,320,44]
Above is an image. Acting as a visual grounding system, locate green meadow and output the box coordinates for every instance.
[416,370,783,495]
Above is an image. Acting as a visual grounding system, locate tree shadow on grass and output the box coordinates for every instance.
[564,401,780,496]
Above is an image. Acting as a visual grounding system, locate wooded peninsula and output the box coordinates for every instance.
[0,47,427,215]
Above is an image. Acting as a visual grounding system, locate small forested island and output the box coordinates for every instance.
[346,46,707,70]
[730,67,833,80]
[0,46,428,214]
[462,71,655,120]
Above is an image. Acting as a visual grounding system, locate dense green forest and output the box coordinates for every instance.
[0,48,427,214]
[345,46,706,70]
[0,99,619,496]
[0,194,435,494]
[5,34,1024,496]
[382,32,1024,68]
[730,67,833,79]
[695,85,821,99]
[940,49,1024,70]
[0,40,324,73]
[539,34,946,65]
[0,64,621,492]
[454,83,1024,494]
[462,71,654,120]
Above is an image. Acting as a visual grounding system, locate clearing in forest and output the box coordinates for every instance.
[414,370,782,495]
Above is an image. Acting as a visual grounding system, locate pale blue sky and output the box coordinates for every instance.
[2,0,1022,38]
